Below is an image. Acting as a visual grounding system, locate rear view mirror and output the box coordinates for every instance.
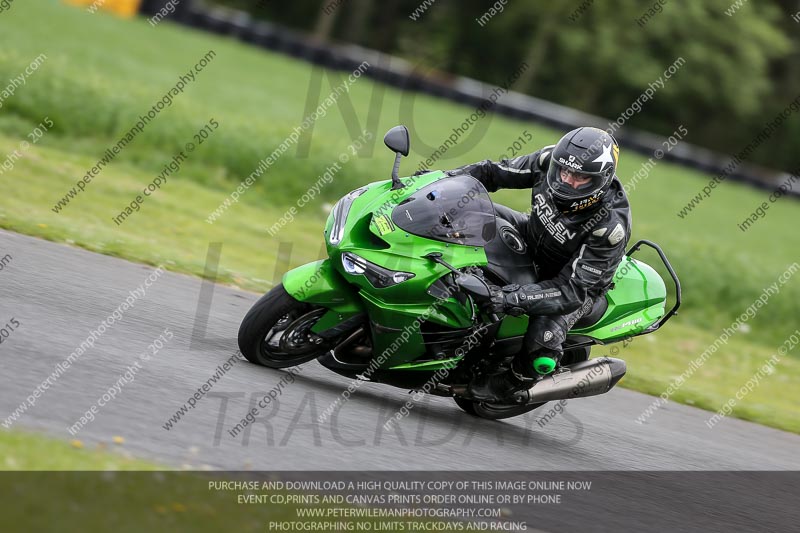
[384,125,410,190]
[383,125,410,156]
[455,274,491,300]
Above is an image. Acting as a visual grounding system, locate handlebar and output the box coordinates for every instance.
[424,252,502,324]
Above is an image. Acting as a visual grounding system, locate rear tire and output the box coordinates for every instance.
[562,345,590,366]
[453,346,586,419]
[454,397,546,420]
[453,397,477,416]
[238,284,329,368]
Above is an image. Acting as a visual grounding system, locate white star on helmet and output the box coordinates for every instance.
[592,143,615,171]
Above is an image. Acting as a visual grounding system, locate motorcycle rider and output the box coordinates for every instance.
[448,127,631,401]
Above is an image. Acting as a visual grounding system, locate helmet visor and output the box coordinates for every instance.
[546,160,608,201]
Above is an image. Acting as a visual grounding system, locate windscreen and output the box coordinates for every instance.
[390,175,496,246]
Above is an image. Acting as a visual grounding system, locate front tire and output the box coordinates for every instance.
[238,284,330,368]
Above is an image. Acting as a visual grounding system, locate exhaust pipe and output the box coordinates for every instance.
[520,357,626,404]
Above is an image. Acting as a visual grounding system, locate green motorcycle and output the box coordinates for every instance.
[239,126,681,420]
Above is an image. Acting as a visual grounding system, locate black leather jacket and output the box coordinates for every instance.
[452,147,632,315]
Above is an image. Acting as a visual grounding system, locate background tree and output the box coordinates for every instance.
[209,0,797,172]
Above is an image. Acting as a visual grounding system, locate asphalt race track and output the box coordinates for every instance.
[2,229,799,470]
[1,229,799,530]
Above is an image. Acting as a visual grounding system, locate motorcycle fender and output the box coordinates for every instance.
[282,260,363,315]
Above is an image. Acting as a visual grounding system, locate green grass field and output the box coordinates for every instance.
[0,431,479,533]
[0,428,161,470]
[0,1,798,434]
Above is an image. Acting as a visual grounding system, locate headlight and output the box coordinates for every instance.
[341,252,367,274]
[341,252,415,288]
[328,187,367,245]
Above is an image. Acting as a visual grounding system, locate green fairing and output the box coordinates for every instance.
[571,257,667,340]
[497,257,667,341]
[286,171,670,373]
[282,260,363,315]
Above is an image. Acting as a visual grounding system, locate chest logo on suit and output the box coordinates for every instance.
[532,194,576,244]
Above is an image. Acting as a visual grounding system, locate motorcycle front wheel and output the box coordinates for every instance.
[238,284,332,368]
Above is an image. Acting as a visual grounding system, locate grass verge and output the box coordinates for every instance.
[0,430,486,532]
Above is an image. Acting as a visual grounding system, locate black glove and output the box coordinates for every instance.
[484,284,526,317]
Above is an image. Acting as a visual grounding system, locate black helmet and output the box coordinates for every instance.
[546,127,619,213]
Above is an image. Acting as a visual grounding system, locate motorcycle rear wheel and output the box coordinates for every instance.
[453,398,546,420]
[238,284,331,368]
[454,346,587,418]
